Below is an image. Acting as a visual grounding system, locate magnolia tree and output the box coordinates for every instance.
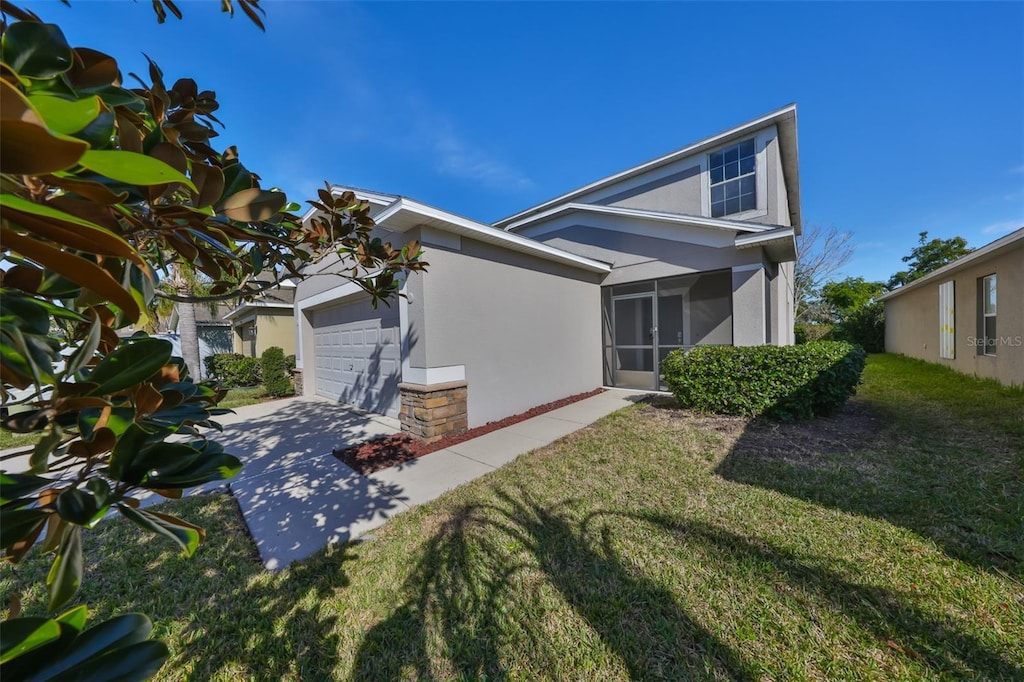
[0,2,425,678]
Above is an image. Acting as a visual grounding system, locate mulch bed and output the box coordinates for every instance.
[334,388,606,474]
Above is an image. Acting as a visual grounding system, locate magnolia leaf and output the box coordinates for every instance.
[220,188,286,222]
[78,150,198,191]
[0,617,61,664]
[0,228,141,320]
[0,117,88,175]
[0,22,74,79]
[19,613,167,682]
[190,162,224,209]
[28,93,102,135]
[46,525,83,612]
[0,509,48,555]
[0,472,50,506]
[84,338,172,396]
[0,193,143,264]
[218,161,252,202]
[117,504,202,556]
[56,605,89,633]
[67,47,119,90]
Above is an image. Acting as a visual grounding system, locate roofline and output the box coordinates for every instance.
[504,202,778,234]
[735,226,795,248]
[223,301,295,321]
[878,227,1024,301]
[374,197,612,274]
[300,185,399,222]
[494,104,799,229]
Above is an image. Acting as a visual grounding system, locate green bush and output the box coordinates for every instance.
[205,353,261,387]
[835,301,885,353]
[794,323,834,345]
[261,346,294,397]
[661,342,866,421]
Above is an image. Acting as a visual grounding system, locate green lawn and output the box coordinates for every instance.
[3,354,1022,680]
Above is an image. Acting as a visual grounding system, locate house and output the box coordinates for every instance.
[294,105,801,440]
[879,227,1023,387]
[223,281,296,358]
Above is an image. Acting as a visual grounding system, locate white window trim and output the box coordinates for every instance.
[982,274,997,357]
[700,126,775,221]
[938,280,955,360]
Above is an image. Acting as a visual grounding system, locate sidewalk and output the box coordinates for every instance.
[229,389,649,569]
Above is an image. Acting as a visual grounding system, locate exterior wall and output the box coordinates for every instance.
[254,310,295,357]
[566,124,788,226]
[732,266,767,345]
[885,246,1023,386]
[600,165,702,215]
[419,236,604,427]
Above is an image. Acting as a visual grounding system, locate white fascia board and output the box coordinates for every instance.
[300,186,400,222]
[374,198,612,274]
[506,203,776,234]
[735,227,795,248]
[222,302,294,321]
[878,227,1024,301]
[495,104,798,228]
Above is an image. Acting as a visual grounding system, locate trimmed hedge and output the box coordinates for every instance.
[260,346,294,397]
[204,353,261,387]
[661,341,866,421]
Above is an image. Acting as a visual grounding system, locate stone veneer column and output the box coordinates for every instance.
[398,380,468,443]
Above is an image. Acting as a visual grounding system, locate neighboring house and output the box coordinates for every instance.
[223,281,296,358]
[880,227,1023,387]
[294,105,801,440]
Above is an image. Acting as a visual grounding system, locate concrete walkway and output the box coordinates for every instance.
[226,389,648,569]
[2,390,649,570]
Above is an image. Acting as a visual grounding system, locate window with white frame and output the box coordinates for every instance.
[938,280,955,359]
[980,274,997,356]
[709,139,756,217]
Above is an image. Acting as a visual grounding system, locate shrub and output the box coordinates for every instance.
[661,341,866,421]
[794,323,833,345]
[261,346,294,397]
[835,301,885,353]
[205,352,261,387]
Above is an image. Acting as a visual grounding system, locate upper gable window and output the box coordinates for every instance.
[709,139,756,217]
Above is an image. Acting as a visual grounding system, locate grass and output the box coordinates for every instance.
[2,353,1022,680]
[217,386,271,409]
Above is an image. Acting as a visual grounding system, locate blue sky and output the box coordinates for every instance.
[27,1,1024,283]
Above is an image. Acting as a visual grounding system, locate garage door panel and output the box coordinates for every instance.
[311,297,401,419]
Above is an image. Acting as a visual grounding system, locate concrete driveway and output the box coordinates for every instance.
[213,397,407,569]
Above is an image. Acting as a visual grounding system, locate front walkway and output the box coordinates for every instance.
[223,390,648,569]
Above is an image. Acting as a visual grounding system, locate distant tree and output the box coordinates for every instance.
[886,231,973,290]
[820,277,886,322]
[794,224,854,324]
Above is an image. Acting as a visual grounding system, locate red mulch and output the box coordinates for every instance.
[333,387,606,474]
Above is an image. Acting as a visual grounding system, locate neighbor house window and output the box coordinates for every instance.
[979,274,997,356]
[710,139,756,217]
[938,280,955,360]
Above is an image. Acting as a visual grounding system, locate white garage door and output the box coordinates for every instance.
[312,297,401,419]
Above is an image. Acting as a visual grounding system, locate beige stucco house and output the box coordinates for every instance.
[880,227,1023,387]
[224,282,296,358]
[294,106,801,440]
